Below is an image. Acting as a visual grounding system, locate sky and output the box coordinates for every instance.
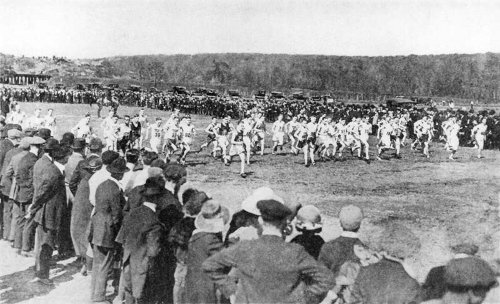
[0,0,499,59]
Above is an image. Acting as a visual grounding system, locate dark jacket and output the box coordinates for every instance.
[90,179,125,248]
[0,138,15,180]
[15,152,38,203]
[203,234,334,304]
[318,235,363,276]
[185,232,225,304]
[0,147,23,197]
[350,258,422,304]
[291,232,325,259]
[421,265,446,301]
[116,205,164,299]
[32,155,67,231]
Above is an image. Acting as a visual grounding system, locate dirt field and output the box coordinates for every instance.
[0,102,499,303]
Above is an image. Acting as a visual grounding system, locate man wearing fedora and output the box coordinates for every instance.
[90,157,128,303]
[0,128,22,240]
[30,141,69,285]
[15,136,45,256]
[115,176,165,304]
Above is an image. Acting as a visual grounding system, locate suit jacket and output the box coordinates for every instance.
[5,149,28,200]
[91,178,126,248]
[0,138,15,181]
[0,147,23,197]
[421,265,446,301]
[15,152,39,203]
[32,155,67,231]
[350,258,422,304]
[203,234,334,304]
[318,235,363,277]
[116,205,163,298]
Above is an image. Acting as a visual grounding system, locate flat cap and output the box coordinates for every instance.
[147,167,164,178]
[445,257,497,288]
[257,199,292,223]
[19,137,31,149]
[339,205,363,231]
[378,223,421,259]
[28,136,46,145]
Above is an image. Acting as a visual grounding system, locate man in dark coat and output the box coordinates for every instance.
[318,205,364,277]
[203,199,334,304]
[0,128,22,240]
[350,223,422,304]
[90,157,128,303]
[13,136,44,256]
[30,141,69,285]
[116,177,165,304]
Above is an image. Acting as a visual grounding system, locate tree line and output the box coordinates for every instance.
[2,52,500,102]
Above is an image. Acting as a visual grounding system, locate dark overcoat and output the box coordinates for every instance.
[90,179,125,248]
[15,152,38,203]
[116,205,163,299]
[185,231,224,304]
[350,258,422,304]
[32,155,67,237]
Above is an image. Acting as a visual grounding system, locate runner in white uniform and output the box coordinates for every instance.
[228,120,248,178]
[271,114,286,155]
[447,117,460,160]
[416,116,433,158]
[44,108,57,134]
[138,109,149,149]
[285,116,300,154]
[178,116,196,165]
[252,113,267,155]
[71,114,94,142]
[242,115,255,164]
[471,118,488,158]
[216,116,233,164]
[358,116,372,161]
[25,108,46,130]
[336,119,348,158]
[163,117,180,162]
[377,116,394,160]
[304,116,319,166]
[6,104,26,127]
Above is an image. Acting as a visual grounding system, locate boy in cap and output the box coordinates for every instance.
[291,205,325,259]
[69,137,103,195]
[421,257,497,304]
[318,204,364,277]
[203,199,334,304]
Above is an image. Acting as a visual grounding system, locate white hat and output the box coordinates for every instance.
[241,186,284,216]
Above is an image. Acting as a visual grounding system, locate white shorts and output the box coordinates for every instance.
[379,135,391,148]
[449,136,459,150]
[475,136,485,149]
[229,144,245,156]
[182,137,193,146]
[217,135,229,147]
[272,132,285,145]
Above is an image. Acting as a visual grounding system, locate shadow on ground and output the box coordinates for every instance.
[0,259,80,304]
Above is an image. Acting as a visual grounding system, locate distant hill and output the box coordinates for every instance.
[1,52,499,101]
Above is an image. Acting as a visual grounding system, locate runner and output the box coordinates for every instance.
[163,116,180,162]
[25,108,45,130]
[471,117,488,158]
[376,116,394,160]
[199,117,219,156]
[216,116,233,164]
[358,116,372,161]
[252,112,267,155]
[285,116,300,154]
[71,113,95,142]
[447,117,460,160]
[178,116,196,165]
[228,120,248,178]
[148,117,165,154]
[6,104,26,126]
[271,114,286,155]
[44,108,57,134]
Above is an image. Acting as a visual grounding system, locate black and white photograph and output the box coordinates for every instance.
[0,0,499,303]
